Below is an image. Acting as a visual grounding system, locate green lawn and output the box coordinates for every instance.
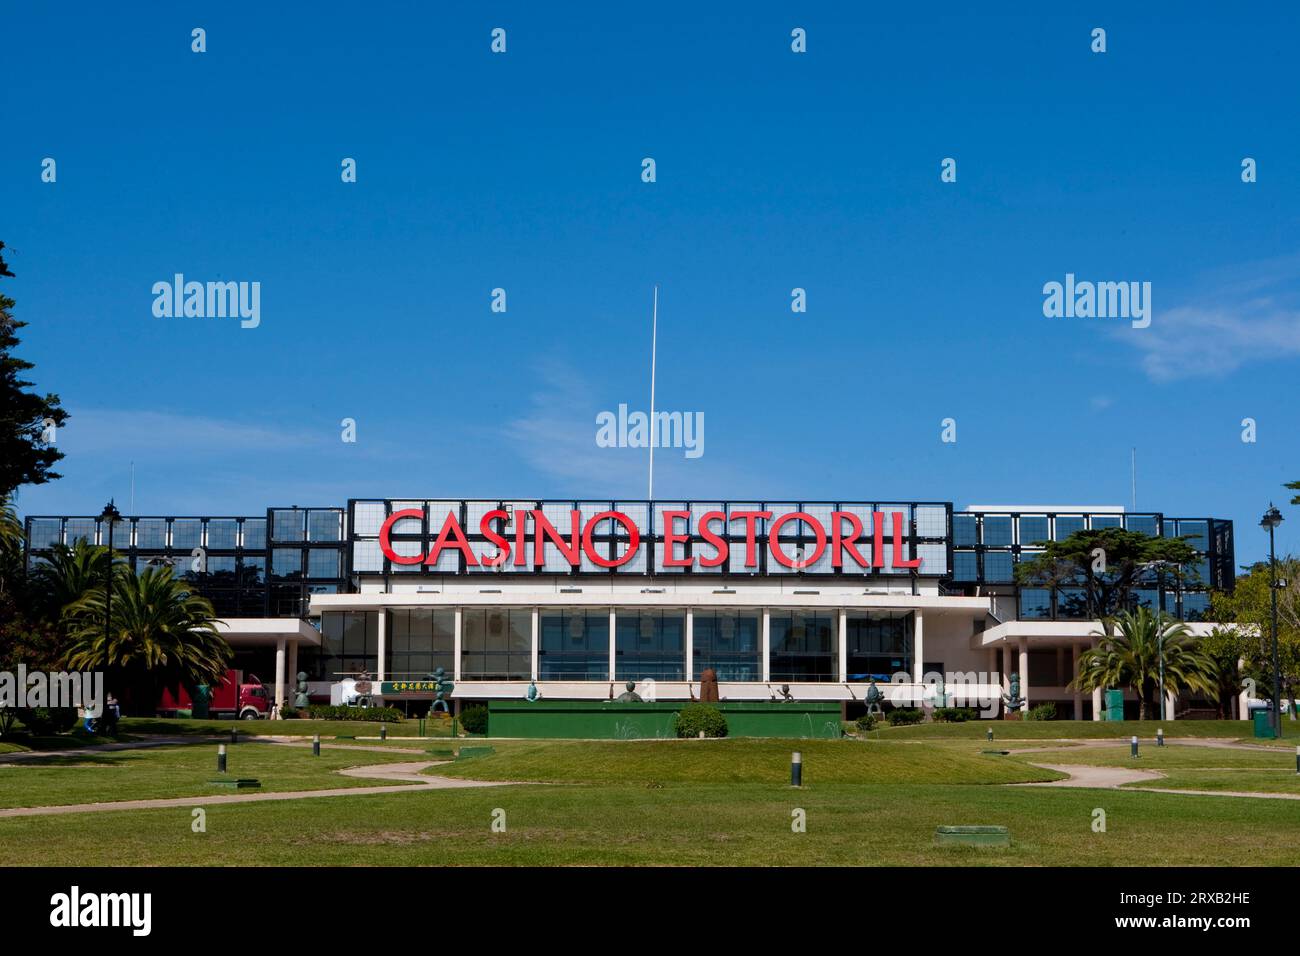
[2,734,1297,866]
[1,776,1297,866]
[1013,744,1292,770]
[430,738,1060,785]
[0,741,422,809]
[1122,769,1300,795]
[874,719,1258,740]
[119,716,452,739]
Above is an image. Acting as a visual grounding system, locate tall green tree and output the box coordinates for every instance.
[1015,528,1200,633]
[0,242,68,498]
[1074,608,1217,719]
[62,564,231,714]
[1211,559,1300,717]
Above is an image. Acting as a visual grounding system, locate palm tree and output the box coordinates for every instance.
[30,539,122,620]
[62,564,231,714]
[1074,607,1217,719]
[0,493,23,599]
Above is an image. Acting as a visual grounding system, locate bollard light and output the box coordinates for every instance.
[1157,728,1164,747]
[313,734,321,757]
[217,744,227,774]
[381,722,387,741]
[986,728,993,742]
[1130,735,1139,758]
[791,751,803,787]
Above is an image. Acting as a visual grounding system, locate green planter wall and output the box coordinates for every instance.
[486,700,843,739]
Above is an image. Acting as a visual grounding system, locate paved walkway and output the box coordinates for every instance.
[0,758,513,818]
[0,737,514,818]
[1014,763,1165,788]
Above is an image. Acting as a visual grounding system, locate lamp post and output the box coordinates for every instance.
[1260,505,1285,738]
[99,501,120,717]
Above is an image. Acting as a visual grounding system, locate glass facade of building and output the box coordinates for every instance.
[24,501,1234,629]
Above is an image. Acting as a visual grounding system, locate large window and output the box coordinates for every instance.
[388,609,454,678]
[319,611,380,679]
[615,610,685,681]
[770,611,836,682]
[539,609,610,680]
[845,613,909,681]
[462,608,531,680]
[692,610,760,681]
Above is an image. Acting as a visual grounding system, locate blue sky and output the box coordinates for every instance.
[2,1,1297,564]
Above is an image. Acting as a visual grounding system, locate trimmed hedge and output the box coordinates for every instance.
[305,705,403,722]
[458,705,489,735]
[855,713,878,732]
[932,707,978,723]
[1025,702,1057,721]
[19,707,80,735]
[886,708,924,726]
[674,704,729,738]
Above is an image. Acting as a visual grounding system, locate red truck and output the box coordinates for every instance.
[158,669,271,720]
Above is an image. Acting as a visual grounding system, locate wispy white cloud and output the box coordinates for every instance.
[1118,255,1300,382]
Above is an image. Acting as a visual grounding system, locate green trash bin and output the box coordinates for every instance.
[1104,689,1125,722]
[1253,709,1276,739]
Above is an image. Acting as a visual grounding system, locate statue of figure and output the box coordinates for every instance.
[615,680,643,703]
[429,666,455,713]
[699,668,720,703]
[865,680,884,717]
[293,671,310,709]
[1002,672,1026,714]
[525,680,541,702]
[772,683,794,702]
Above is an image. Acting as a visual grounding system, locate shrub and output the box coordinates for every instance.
[19,707,80,735]
[458,705,489,735]
[1025,702,1057,721]
[305,705,403,722]
[855,713,878,732]
[674,704,728,738]
[886,708,924,726]
[932,707,977,723]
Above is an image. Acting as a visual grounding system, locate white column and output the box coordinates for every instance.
[1164,690,1177,721]
[1018,640,1029,712]
[274,638,286,718]
[761,609,771,682]
[912,611,925,684]
[838,609,848,683]
[1001,644,1012,696]
[453,608,463,683]
[685,608,694,683]
[1071,643,1083,721]
[608,607,617,681]
[1237,657,1250,720]
[1091,639,1103,720]
[530,607,539,681]
[287,640,299,691]
[376,610,388,681]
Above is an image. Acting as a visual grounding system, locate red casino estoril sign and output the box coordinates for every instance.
[377,508,922,571]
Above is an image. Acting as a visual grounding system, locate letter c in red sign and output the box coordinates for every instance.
[379,508,425,565]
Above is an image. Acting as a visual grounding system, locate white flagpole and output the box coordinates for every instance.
[648,285,658,501]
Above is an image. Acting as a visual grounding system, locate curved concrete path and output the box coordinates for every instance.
[0,741,514,818]
[1014,763,1165,789]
